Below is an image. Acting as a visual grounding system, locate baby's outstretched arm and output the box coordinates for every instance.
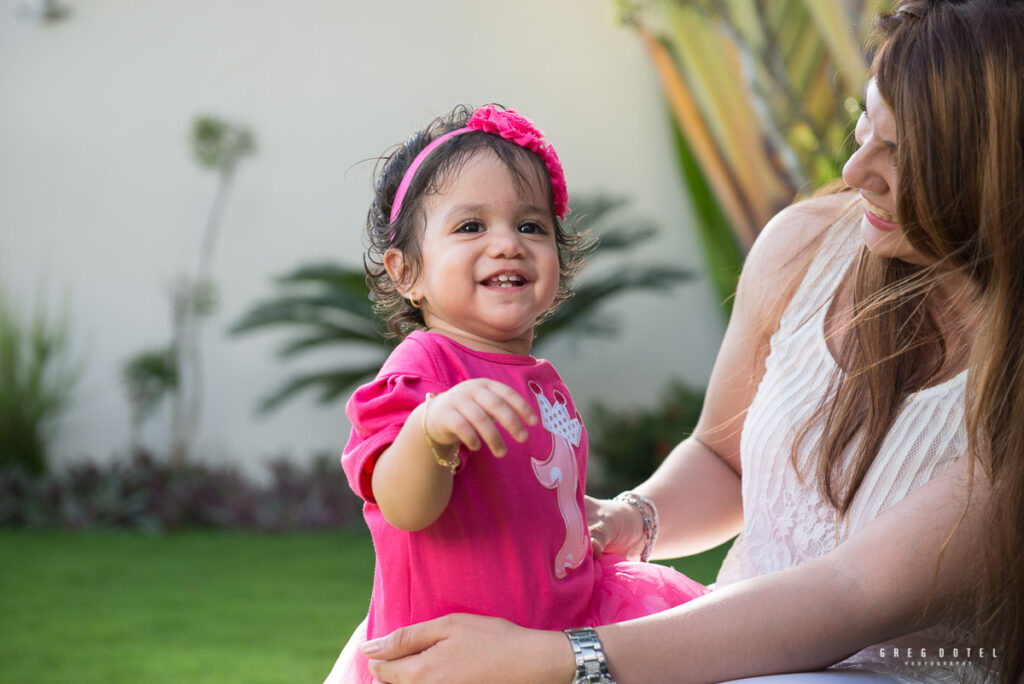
[371,378,537,531]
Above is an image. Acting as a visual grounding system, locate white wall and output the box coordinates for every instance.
[0,0,724,473]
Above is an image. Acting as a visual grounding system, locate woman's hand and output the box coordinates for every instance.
[425,379,537,457]
[585,494,644,559]
[362,614,573,684]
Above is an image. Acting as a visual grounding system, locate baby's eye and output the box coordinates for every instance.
[455,221,484,233]
[518,221,547,235]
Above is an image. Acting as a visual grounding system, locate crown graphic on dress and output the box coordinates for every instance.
[528,381,582,447]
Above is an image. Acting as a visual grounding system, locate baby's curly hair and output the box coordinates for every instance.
[365,104,588,339]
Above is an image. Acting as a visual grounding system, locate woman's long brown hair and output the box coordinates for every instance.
[791,1,1024,680]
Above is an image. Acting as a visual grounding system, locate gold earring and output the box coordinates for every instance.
[408,296,422,309]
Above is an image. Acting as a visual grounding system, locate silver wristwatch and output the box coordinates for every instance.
[564,627,616,683]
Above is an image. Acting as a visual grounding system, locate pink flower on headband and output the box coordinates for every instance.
[467,106,569,220]
[388,105,570,230]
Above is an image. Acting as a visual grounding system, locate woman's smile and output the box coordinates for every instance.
[861,195,900,232]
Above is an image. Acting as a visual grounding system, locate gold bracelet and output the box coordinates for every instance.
[422,393,460,475]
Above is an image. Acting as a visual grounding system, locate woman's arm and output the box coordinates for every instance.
[598,455,989,683]
[365,454,990,683]
[588,436,743,560]
[593,194,843,560]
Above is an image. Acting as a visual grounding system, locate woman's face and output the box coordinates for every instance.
[842,79,930,266]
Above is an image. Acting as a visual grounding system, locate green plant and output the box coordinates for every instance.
[122,347,177,456]
[0,289,79,475]
[0,452,362,532]
[231,194,693,412]
[618,0,891,312]
[120,116,255,461]
[587,380,704,496]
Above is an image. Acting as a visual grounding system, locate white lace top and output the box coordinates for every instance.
[715,208,979,682]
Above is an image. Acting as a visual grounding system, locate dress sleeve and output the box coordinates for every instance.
[341,373,449,503]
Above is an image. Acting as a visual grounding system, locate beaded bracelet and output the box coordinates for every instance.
[613,491,659,562]
[422,393,460,475]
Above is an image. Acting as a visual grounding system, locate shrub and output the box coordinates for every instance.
[0,452,364,533]
[587,381,704,496]
[0,290,78,475]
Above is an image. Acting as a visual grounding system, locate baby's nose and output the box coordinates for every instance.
[487,227,526,257]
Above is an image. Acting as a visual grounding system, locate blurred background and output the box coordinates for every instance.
[0,0,888,681]
[2,0,725,474]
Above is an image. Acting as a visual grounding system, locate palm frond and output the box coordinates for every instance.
[589,223,660,251]
[537,264,693,346]
[277,326,394,358]
[567,195,630,224]
[274,262,369,291]
[257,363,386,414]
[235,193,693,411]
[638,25,756,248]
[622,0,890,291]
[800,0,869,96]
[670,115,743,315]
[230,293,378,337]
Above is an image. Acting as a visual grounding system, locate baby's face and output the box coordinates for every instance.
[409,149,559,355]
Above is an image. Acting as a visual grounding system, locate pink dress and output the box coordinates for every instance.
[329,331,706,683]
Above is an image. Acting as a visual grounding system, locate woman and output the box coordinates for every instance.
[358,1,1024,681]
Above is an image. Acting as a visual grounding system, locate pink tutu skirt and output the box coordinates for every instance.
[324,554,707,683]
[585,553,708,624]
[324,617,371,684]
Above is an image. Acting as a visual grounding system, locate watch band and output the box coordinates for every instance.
[564,627,616,683]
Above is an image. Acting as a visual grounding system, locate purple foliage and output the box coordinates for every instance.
[0,452,364,533]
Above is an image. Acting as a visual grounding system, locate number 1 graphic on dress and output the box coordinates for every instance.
[528,381,587,579]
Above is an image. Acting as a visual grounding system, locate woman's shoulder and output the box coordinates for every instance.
[745,191,855,279]
[733,189,857,331]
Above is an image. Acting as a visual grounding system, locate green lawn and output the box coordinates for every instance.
[0,531,374,684]
[0,531,729,684]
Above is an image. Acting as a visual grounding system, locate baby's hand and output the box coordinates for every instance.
[423,380,538,457]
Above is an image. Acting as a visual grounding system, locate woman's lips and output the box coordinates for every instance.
[862,199,900,232]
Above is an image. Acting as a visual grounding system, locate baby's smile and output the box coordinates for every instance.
[482,271,528,288]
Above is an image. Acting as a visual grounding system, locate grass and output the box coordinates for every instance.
[0,531,729,684]
[657,539,732,586]
[0,531,374,684]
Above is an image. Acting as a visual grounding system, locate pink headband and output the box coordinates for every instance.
[388,105,569,228]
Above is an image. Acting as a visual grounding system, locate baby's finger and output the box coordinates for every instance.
[444,410,481,452]
[456,403,509,457]
[476,389,533,444]
[426,398,479,452]
[484,381,538,427]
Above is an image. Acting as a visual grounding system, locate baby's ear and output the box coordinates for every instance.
[383,248,414,293]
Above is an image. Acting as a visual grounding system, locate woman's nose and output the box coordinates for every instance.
[842,146,889,195]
